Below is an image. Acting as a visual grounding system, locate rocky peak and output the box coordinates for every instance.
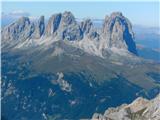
[2,16,34,41]
[38,16,45,36]
[32,16,45,39]
[102,12,123,33]
[102,12,137,54]
[80,19,99,40]
[80,19,93,34]
[61,11,76,25]
[56,11,83,41]
[18,16,31,25]
[110,12,123,18]
[44,11,83,41]
[45,13,62,36]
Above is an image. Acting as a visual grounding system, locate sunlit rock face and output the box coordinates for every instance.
[58,11,83,41]
[45,11,83,41]
[1,17,34,41]
[92,94,160,120]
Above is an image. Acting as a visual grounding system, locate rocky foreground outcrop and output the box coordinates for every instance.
[2,11,137,56]
[92,94,160,120]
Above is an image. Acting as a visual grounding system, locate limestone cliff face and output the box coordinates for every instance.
[102,12,137,54]
[45,13,62,36]
[92,94,160,120]
[1,11,137,55]
[32,16,45,39]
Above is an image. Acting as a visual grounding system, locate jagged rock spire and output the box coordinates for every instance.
[57,11,83,41]
[80,19,93,34]
[80,19,99,40]
[32,16,45,39]
[102,12,137,54]
[45,13,62,36]
[61,11,76,25]
[38,16,45,37]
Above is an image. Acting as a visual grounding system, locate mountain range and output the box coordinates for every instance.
[1,11,160,120]
[2,11,137,55]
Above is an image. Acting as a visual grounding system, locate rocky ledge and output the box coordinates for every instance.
[92,94,160,120]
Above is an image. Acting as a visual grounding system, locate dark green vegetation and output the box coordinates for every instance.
[1,41,160,120]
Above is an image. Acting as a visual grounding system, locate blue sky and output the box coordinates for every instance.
[2,1,159,27]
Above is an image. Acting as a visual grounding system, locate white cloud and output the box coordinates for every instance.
[2,10,30,19]
[9,10,30,17]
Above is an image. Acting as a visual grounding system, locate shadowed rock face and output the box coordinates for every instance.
[1,11,137,55]
[38,16,45,37]
[32,16,45,39]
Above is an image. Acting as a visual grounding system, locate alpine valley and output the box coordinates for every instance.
[1,11,160,120]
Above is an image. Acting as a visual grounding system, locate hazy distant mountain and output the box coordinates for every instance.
[136,45,160,62]
[1,11,160,120]
[133,26,160,62]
